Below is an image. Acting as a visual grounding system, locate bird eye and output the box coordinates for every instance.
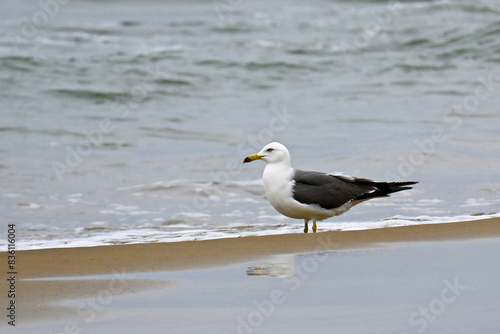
[266,148,274,152]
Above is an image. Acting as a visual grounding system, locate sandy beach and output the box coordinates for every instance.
[9,217,500,278]
[2,217,500,333]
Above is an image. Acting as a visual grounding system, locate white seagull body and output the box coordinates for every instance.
[243,142,418,233]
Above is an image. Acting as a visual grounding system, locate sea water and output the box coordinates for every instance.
[1,0,499,249]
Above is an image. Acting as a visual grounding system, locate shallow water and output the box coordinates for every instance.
[12,239,500,333]
[1,0,499,249]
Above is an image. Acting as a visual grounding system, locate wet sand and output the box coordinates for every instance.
[1,217,500,333]
[10,217,500,278]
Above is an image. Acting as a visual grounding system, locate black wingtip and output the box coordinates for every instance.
[354,180,418,201]
[404,181,419,185]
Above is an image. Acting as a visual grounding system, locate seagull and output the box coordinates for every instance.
[243,142,418,233]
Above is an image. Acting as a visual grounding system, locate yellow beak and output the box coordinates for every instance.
[243,154,262,163]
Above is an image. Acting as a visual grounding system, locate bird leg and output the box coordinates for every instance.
[304,219,309,233]
[312,220,317,233]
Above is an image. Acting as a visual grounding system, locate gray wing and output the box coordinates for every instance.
[292,170,418,210]
[292,170,377,210]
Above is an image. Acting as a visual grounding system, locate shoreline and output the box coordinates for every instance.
[1,217,500,331]
[4,217,500,279]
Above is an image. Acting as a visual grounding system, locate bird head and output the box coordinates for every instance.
[243,142,291,165]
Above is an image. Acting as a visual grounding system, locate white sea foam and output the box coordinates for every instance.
[5,213,499,251]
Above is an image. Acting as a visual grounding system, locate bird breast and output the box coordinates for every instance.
[262,165,296,211]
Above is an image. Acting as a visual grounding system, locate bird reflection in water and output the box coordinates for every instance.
[246,254,295,277]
